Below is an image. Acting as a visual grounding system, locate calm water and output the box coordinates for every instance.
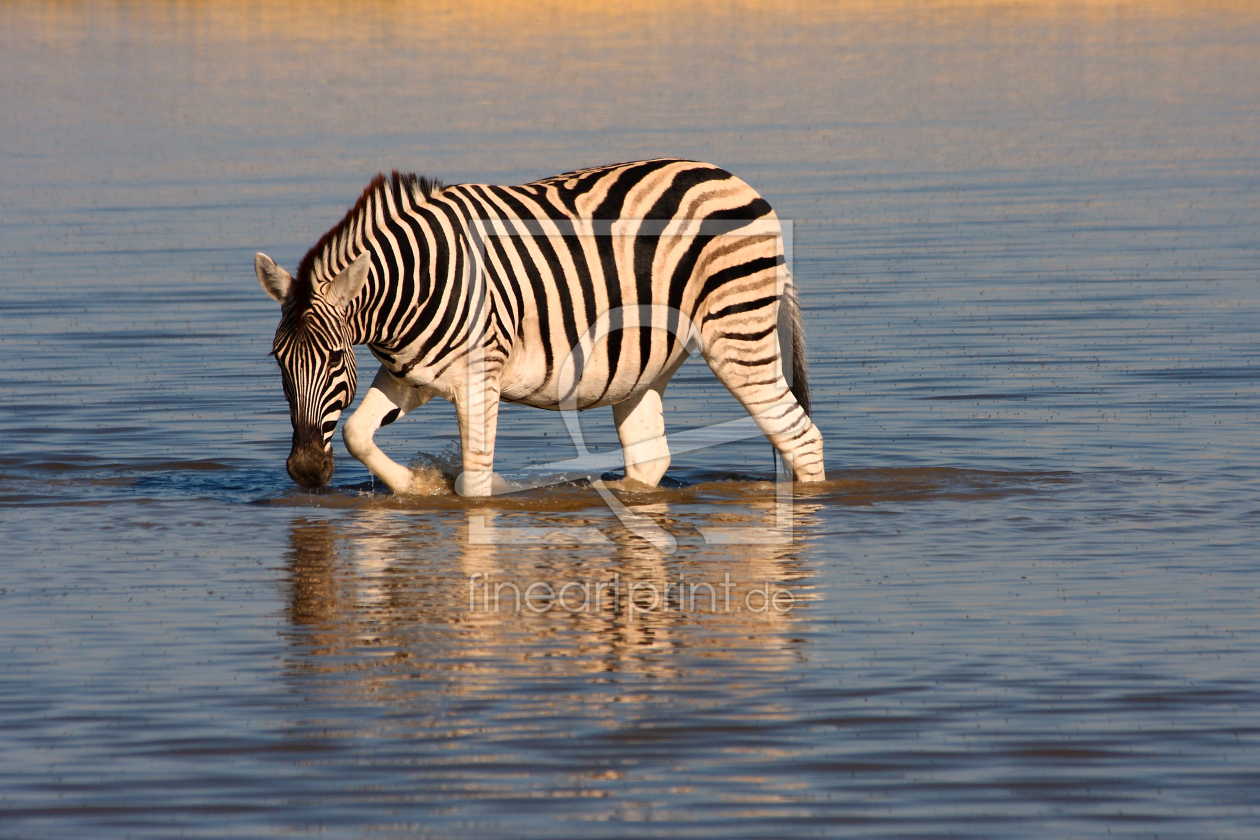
[2,1,1259,837]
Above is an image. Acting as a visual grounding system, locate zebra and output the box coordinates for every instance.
[255,158,825,496]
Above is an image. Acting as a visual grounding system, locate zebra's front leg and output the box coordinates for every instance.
[343,367,432,494]
[454,377,503,497]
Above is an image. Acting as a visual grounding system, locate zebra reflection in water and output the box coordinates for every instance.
[281,503,816,694]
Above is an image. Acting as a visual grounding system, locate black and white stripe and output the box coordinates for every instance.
[257,158,825,493]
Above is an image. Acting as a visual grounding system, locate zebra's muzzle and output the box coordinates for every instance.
[287,442,334,488]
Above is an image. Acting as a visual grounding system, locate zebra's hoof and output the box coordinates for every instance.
[454,471,513,497]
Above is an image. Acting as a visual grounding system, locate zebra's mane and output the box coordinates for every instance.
[290,171,444,310]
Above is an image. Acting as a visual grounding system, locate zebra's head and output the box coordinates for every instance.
[255,251,371,488]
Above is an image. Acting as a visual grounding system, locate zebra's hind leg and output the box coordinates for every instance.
[611,353,687,488]
[701,331,825,482]
[613,386,670,487]
[343,367,433,494]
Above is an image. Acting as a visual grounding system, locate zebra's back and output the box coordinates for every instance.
[428,159,788,410]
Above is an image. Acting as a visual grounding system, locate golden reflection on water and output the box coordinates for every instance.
[21,0,1260,34]
[282,496,821,704]
[9,0,1257,225]
[277,466,1056,706]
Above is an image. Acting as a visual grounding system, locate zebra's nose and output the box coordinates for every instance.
[287,446,334,488]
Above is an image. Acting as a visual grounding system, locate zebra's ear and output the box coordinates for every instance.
[325,252,371,309]
[255,253,292,303]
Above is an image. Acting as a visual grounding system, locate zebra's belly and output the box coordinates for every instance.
[499,332,681,410]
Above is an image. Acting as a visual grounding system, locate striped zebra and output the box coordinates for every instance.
[255,159,825,496]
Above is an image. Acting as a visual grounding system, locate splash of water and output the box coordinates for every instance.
[405,446,461,495]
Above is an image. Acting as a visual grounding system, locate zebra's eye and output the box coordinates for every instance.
[328,349,344,368]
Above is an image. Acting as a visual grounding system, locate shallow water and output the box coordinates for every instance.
[2,1,1259,837]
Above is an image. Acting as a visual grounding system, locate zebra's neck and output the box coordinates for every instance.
[342,236,441,363]
[298,171,448,360]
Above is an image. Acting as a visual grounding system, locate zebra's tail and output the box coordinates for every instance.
[782,275,812,419]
